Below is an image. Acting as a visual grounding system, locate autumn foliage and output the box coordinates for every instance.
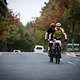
[26,0,80,51]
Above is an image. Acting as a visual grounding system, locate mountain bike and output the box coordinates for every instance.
[54,40,61,64]
[48,40,55,62]
[48,40,61,64]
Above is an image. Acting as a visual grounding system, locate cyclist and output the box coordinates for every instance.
[45,22,67,45]
[45,22,56,62]
[45,22,55,41]
[54,22,67,45]
[45,22,67,62]
[53,22,67,60]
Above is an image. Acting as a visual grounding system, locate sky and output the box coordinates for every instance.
[7,0,49,25]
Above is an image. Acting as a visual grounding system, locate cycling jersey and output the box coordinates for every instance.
[47,27,55,34]
[47,27,55,40]
[54,27,64,40]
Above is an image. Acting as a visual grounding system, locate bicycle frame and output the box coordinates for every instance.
[55,40,61,47]
[48,39,61,63]
[54,40,61,64]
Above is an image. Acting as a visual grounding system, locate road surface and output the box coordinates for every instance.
[0,52,80,80]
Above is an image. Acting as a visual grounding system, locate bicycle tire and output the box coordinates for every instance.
[48,43,54,62]
[55,43,61,64]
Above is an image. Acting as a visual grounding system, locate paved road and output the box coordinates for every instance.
[0,52,80,80]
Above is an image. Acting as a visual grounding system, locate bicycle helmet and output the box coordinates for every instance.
[50,23,55,28]
[56,23,61,27]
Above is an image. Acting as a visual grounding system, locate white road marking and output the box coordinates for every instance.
[66,52,76,57]
[67,61,75,65]
[0,52,2,56]
[60,58,76,65]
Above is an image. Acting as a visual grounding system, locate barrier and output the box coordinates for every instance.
[67,43,80,51]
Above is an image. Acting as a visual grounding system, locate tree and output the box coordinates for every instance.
[0,9,22,51]
[63,0,80,50]
[7,28,34,52]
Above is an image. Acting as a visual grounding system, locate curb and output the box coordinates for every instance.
[65,52,80,57]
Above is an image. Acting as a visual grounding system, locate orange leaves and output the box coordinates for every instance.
[1,31,9,42]
[0,9,22,43]
[7,9,21,26]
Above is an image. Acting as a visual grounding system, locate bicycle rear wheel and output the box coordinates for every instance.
[55,43,61,64]
[48,43,54,62]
